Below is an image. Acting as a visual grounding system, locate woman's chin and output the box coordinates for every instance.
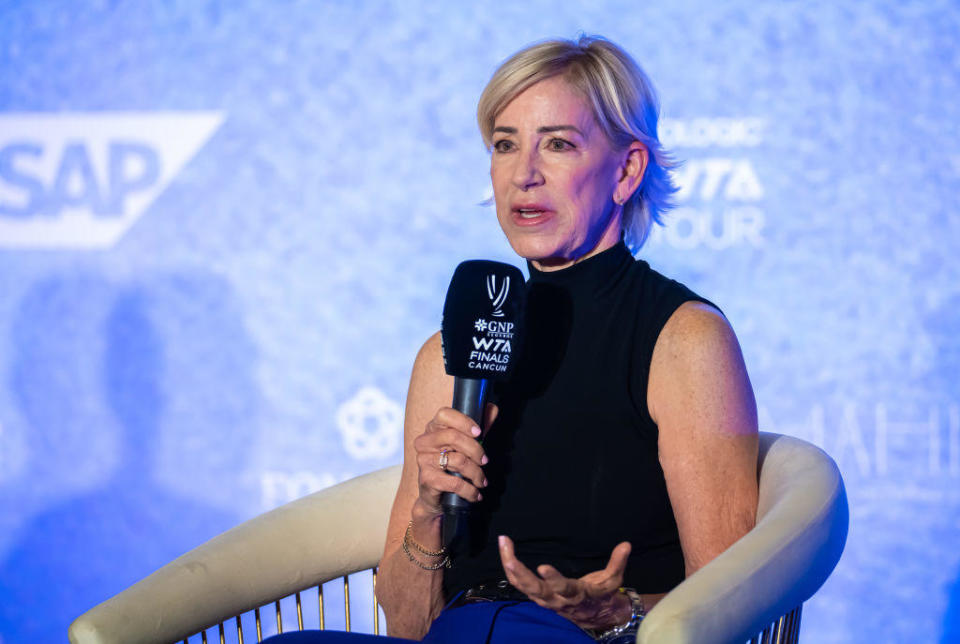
[508,243,576,271]
[505,237,563,263]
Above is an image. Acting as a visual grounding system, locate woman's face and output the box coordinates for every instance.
[490,76,628,271]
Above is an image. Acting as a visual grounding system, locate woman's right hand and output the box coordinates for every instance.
[412,406,492,517]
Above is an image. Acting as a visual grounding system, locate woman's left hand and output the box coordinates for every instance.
[498,535,633,631]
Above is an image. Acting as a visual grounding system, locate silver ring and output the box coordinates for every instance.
[438,449,450,471]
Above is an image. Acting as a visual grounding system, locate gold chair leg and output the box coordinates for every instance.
[296,592,304,631]
[344,575,351,632]
[255,607,263,642]
[373,567,380,636]
[275,600,283,634]
[235,615,244,644]
[780,612,791,644]
[319,584,325,630]
[773,613,787,643]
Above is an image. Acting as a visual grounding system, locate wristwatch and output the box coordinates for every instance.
[591,588,646,643]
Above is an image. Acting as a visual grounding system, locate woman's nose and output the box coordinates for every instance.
[511,150,544,191]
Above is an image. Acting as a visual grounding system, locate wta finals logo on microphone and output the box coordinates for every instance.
[487,274,509,317]
[470,274,515,372]
[441,261,525,380]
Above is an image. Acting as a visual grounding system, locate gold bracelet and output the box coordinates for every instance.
[405,521,447,557]
[401,526,450,570]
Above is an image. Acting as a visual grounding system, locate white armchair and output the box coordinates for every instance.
[69,432,847,644]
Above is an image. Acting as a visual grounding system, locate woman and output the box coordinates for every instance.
[271,34,758,643]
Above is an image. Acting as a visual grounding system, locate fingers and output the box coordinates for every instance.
[412,407,490,507]
[498,535,545,599]
[417,472,482,504]
[581,542,632,597]
[495,539,636,630]
[603,541,632,577]
[417,448,486,489]
[416,456,485,503]
[416,408,487,465]
[434,407,484,437]
[500,538,586,614]
[536,565,580,599]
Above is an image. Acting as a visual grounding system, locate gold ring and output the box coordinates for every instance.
[438,449,450,471]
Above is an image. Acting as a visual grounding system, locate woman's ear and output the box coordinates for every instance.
[614,142,649,204]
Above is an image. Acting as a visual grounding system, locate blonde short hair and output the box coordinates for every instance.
[477,35,677,249]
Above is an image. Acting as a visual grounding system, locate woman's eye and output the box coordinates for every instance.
[493,140,514,153]
[548,138,574,151]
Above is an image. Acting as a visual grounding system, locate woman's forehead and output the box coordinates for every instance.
[494,76,597,133]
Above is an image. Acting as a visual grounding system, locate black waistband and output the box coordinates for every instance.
[446,580,530,610]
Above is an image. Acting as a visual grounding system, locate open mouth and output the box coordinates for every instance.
[516,208,546,219]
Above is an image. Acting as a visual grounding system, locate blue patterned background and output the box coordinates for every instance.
[1,1,958,642]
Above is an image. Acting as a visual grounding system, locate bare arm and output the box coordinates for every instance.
[648,301,759,576]
[375,332,489,638]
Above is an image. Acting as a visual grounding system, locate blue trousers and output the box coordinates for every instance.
[262,599,595,643]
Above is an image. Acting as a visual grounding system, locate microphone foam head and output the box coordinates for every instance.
[441,260,526,380]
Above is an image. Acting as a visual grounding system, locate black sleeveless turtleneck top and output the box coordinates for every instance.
[442,241,719,600]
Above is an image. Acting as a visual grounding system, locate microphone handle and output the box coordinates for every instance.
[440,377,488,550]
[452,376,488,428]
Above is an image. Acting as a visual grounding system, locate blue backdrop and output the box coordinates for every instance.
[1,1,958,642]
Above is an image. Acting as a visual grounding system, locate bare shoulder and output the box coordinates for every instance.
[647,300,756,435]
[420,329,444,357]
[416,330,444,365]
[654,300,735,362]
[402,331,454,455]
[407,331,453,427]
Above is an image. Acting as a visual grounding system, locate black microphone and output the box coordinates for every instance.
[439,260,526,552]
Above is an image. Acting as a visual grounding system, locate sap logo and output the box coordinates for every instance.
[0,112,224,249]
[674,158,764,203]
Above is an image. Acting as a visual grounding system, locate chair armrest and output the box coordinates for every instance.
[636,433,848,644]
[69,465,402,644]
